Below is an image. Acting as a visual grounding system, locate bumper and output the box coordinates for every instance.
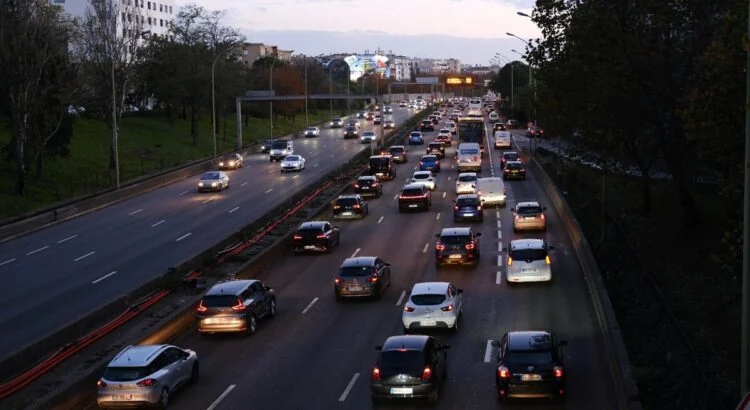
[399,201,429,210]
[294,241,329,252]
[197,186,221,192]
[495,142,512,148]
[506,272,552,283]
[480,196,506,206]
[436,253,478,265]
[335,285,378,298]
[503,172,526,179]
[497,380,565,399]
[270,155,285,161]
[371,383,435,400]
[281,166,302,172]
[419,166,440,172]
[392,156,407,163]
[97,389,161,408]
[304,133,318,137]
[457,164,481,172]
[333,211,365,219]
[198,317,248,333]
[513,220,546,231]
[403,315,457,329]
[453,211,482,221]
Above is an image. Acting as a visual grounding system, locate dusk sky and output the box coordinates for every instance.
[179,0,541,65]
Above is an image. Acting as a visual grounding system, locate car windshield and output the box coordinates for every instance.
[456,198,479,206]
[339,266,373,277]
[104,366,151,382]
[335,198,359,206]
[285,156,300,161]
[379,350,424,372]
[201,172,220,180]
[506,351,553,366]
[201,295,239,307]
[271,142,288,149]
[410,133,421,137]
[333,117,341,121]
[410,294,446,305]
[517,206,543,215]
[358,178,375,184]
[346,127,356,132]
[458,175,476,182]
[413,173,430,180]
[440,235,470,244]
[306,127,316,131]
[363,132,375,136]
[510,248,548,261]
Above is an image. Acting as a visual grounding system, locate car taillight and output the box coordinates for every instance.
[372,367,382,381]
[404,305,415,312]
[316,233,327,239]
[441,305,453,311]
[136,378,157,387]
[477,190,482,195]
[435,242,445,251]
[197,300,207,313]
[353,204,361,209]
[293,234,303,240]
[546,255,551,265]
[507,257,513,266]
[368,276,379,283]
[465,242,476,250]
[372,183,379,187]
[540,214,545,219]
[333,205,341,209]
[231,298,246,312]
[454,205,459,211]
[334,277,344,284]
[497,366,510,379]
[504,169,510,173]
[421,367,433,381]
[97,380,107,389]
[354,183,360,188]
[420,161,424,165]
[476,205,482,210]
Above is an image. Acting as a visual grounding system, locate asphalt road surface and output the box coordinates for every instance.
[128,115,619,410]
[0,107,414,361]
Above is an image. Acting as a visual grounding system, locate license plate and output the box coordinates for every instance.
[304,245,317,250]
[342,212,352,215]
[420,320,437,326]
[112,395,132,401]
[360,187,369,189]
[390,387,413,395]
[408,204,418,208]
[348,286,363,292]
[463,213,474,217]
[449,254,462,259]
[522,268,536,273]
[205,318,231,324]
[521,374,542,381]
[524,216,535,220]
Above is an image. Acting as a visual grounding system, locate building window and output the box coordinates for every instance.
[147,17,151,24]
[127,13,131,22]
[147,1,151,9]
[160,19,163,27]
[159,4,162,12]
[169,6,172,13]
[121,12,126,21]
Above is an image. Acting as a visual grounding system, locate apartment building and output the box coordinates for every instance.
[387,55,417,81]
[51,0,176,38]
[414,58,461,74]
[237,43,294,66]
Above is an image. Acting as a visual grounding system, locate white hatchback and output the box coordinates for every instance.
[402,282,463,333]
[455,172,477,194]
[411,170,436,191]
[504,239,554,284]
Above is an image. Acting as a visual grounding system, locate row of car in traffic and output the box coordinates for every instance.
[95,97,567,409]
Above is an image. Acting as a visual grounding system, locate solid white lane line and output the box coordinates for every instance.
[92,271,118,284]
[128,209,143,216]
[484,340,494,363]
[74,251,95,262]
[241,181,248,186]
[229,206,240,214]
[442,192,446,198]
[202,198,213,204]
[435,212,441,220]
[498,255,504,267]
[206,384,236,410]
[302,297,319,314]
[338,373,360,402]
[57,235,77,244]
[26,246,49,256]
[176,233,192,242]
[377,216,384,224]
[498,230,502,240]
[152,220,166,227]
[422,242,429,253]
[265,188,273,194]
[179,190,189,196]
[496,271,502,284]
[396,290,406,306]
[350,248,361,258]
[496,210,500,219]
[497,220,502,229]
[0,258,16,266]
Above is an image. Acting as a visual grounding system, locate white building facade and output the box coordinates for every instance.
[51,0,176,38]
[387,55,416,82]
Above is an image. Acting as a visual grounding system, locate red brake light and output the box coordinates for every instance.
[136,378,157,387]
[465,242,476,250]
[435,242,445,251]
[316,233,327,239]
[441,305,453,311]
[421,367,433,381]
[231,298,246,312]
[97,380,107,389]
[404,305,415,312]
[540,214,545,219]
[334,277,343,284]
[372,183,379,187]
[197,300,207,313]
[554,366,564,378]
[504,169,510,173]
[477,190,482,196]
[293,234,303,240]
[476,205,482,210]
[353,204,361,209]
[497,366,510,379]
[454,205,459,211]
[372,367,382,381]
[354,183,360,188]
[368,276,379,283]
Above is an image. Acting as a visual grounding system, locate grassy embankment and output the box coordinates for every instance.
[0,111,338,220]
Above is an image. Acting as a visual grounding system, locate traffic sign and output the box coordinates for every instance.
[737,392,750,410]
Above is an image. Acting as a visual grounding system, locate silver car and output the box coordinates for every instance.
[512,201,547,232]
[96,344,198,409]
[455,172,477,194]
[304,126,320,137]
[281,155,306,172]
[410,170,436,191]
[197,171,229,192]
[360,131,376,144]
[402,282,463,333]
[504,239,554,284]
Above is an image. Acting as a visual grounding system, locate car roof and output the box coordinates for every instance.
[507,331,554,351]
[507,161,523,165]
[477,177,502,182]
[205,279,258,296]
[516,201,541,208]
[402,183,426,190]
[109,344,171,367]
[502,151,519,156]
[299,221,328,230]
[439,128,450,132]
[421,155,437,159]
[413,170,432,176]
[389,145,405,149]
[340,256,377,267]
[382,335,430,351]
[337,194,360,200]
[440,227,472,237]
[411,281,450,295]
[458,172,477,177]
[510,238,546,250]
[358,175,377,180]
[456,194,480,200]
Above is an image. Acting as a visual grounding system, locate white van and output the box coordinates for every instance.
[269,140,294,161]
[475,177,506,207]
[457,143,482,173]
[494,130,512,149]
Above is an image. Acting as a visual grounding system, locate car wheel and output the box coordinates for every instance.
[427,383,439,405]
[268,299,277,317]
[246,315,257,336]
[190,363,200,383]
[157,388,170,410]
[335,293,343,302]
[451,316,459,334]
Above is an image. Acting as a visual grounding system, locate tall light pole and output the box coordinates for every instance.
[109,0,119,189]
[269,57,277,138]
[211,45,234,157]
[742,0,750,399]
[329,66,333,119]
[303,57,309,127]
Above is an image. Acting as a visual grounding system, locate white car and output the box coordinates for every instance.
[437,128,452,139]
[360,131,376,144]
[402,282,463,333]
[455,172,477,194]
[280,155,306,172]
[197,171,229,192]
[304,126,320,137]
[504,239,554,284]
[446,121,457,134]
[410,170,436,191]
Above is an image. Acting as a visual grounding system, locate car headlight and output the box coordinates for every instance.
[211,182,217,186]
[198,182,204,186]
[229,161,235,166]
[219,162,224,166]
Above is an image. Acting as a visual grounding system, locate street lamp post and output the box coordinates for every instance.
[508,32,536,125]
[269,58,277,139]
[303,57,309,127]
[329,67,333,120]
[742,0,750,399]
[211,45,234,158]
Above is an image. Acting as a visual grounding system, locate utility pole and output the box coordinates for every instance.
[741,0,750,398]
[109,0,119,189]
[304,57,309,127]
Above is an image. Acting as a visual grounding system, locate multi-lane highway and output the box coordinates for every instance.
[0,107,415,361]
[126,113,619,410]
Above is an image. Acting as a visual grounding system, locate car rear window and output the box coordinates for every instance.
[104,366,151,382]
[201,295,240,307]
[458,175,476,182]
[401,188,423,196]
[271,142,288,149]
[410,132,421,137]
[517,206,542,215]
[440,235,470,245]
[510,248,548,261]
[429,143,442,148]
[506,162,523,170]
[456,198,479,206]
[389,148,404,154]
[379,350,425,372]
[413,173,430,180]
[507,351,553,366]
[503,153,519,160]
[339,266,373,277]
[422,156,436,162]
[335,198,358,206]
[410,294,446,305]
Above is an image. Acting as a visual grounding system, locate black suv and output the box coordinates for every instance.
[196,279,276,335]
[493,331,568,401]
[354,175,383,198]
[292,221,340,254]
[434,227,482,267]
[500,151,520,169]
[344,126,359,139]
[503,161,526,180]
[426,142,445,159]
[419,120,434,131]
[388,145,408,163]
[453,194,483,222]
[370,335,449,405]
[260,139,275,153]
[334,256,392,300]
[332,194,369,219]
[398,183,431,212]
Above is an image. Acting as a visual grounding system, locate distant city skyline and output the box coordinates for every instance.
[179,0,540,65]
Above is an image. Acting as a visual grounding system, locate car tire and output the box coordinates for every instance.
[246,315,257,336]
[157,388,170,410]
[427,384,439,405]
[268,299,277,317]
[451,316,459,334]
[190,363,200,383]
[335,293,343,302]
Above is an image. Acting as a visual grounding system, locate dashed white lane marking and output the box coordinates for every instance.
[393,194,399,200]
[498,255,504,267]
[241,181,248,186]
[496,210,500,219]
[496,271,503,284]
[265,188,273,194]
[377,216,384,224]
[497,220,502,229]
[396,290,406,306]
[442,192,446,198]
[338,373,360,402]
[435,212,441,220]
[26,246,49,256]
[314,163,320,167]
[176,233,192,242]
[350,248,361,258]
[74,251,95,262]
[128,209,143,216]
[330,154,335,158]
[293,175,299,179]
[178,190,189,196]
[229,206,239,214]
[0,258,16,266]
[206,384,236,410]
[152,219,166,227]
[202,198,213,204]
[302,297,320,314]
[484,340,494,363]
[498,242,503,252]
[447,176,452,181]
[405,177,410,183]
[498,230,502,240]
[422,242,429,253]
[57,235,77,244]
[92,271,118,284]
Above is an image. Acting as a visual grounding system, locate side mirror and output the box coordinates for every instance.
[475,232,482,237]
[375,345,383,351]
[502,247,507,252]
[434,233,441,238]
[549,246,555,251]
[457,289,464,294]
[558,340,568,347]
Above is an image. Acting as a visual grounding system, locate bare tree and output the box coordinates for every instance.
[74,0,146,184]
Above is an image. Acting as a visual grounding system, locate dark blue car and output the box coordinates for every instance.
[419,155,441,172]
[453,194,483,222]
[409,132,425,145]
